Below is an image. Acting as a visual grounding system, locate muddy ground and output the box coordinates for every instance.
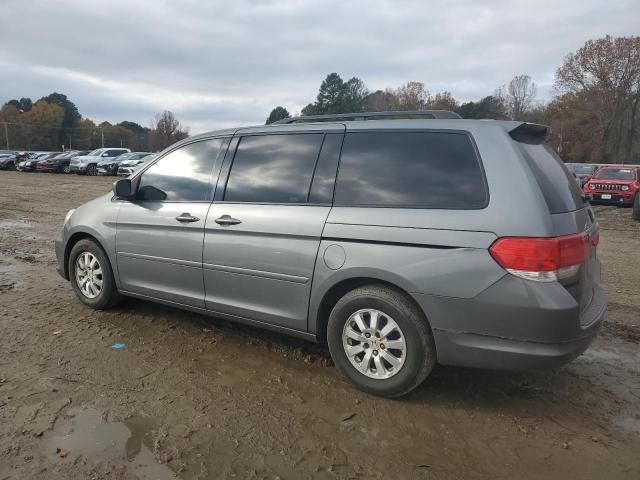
[0,170,639,480]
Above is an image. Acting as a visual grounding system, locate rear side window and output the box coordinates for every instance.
[224,134,324,203]
[334,131,487,209]
[513,133,585,213]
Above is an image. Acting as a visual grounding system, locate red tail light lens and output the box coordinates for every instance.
[489,233,589,282]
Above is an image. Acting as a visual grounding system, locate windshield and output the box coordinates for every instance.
[567,164,594,175]
[113,153,132,162]
[594,168,635,180]
[87,149,103,156]
[129,153,151,160]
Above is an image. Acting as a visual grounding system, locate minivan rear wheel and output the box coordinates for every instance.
[327,285,435,398]
[69,239,122,309]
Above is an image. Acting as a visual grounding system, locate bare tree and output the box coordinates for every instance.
[505,75,537,120]
[555,35,640,164]
[149,110,188,151]
[394,81,430,110]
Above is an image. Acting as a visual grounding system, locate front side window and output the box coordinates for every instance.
[334,131,488,209]
[137,138,228,202]
[224,133,324,203]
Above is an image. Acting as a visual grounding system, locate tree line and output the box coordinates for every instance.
[0,93,188,152]
[267,35,640,165]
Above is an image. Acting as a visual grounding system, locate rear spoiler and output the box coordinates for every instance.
[508,122,549,144]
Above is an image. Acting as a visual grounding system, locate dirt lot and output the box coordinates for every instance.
[1,170,639,480]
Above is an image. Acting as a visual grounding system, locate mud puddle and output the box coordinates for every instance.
[47,407,176,479]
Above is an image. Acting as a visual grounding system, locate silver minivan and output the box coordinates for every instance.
[55,111,606,397]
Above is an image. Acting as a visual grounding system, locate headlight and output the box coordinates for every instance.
[621,185,629,191]
[589,184,595,190]
[64,209,75,225]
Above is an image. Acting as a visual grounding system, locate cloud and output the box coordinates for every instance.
[0,0,637,132]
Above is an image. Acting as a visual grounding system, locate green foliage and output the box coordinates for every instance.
[265,106,290,124]
[456,96,509,119]
[302,73,369,115]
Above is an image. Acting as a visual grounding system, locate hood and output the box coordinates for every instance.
[590,178,634,184]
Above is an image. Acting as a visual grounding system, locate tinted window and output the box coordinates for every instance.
[224,134,324,203]
[334,131,487,209]
[137,138,228,202]
[513,134,584,213]
[309,133,343,204]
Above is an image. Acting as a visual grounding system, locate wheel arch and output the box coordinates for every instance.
[313,276,431,347]
[63,231,109,280]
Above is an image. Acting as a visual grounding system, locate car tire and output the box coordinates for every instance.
[327,285,436,398]
[86,164,97,176]
[633,193,640,222]
[68,239,122,309]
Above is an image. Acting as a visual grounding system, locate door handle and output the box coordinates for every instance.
[175,213,200,223]
[215,214,242,226]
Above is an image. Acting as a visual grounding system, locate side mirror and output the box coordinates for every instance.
[113,178,134,199]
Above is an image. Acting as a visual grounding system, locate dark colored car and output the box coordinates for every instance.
[45,151,91,173]
[25,152,60,171]
[566,163,597,187]
[583,166,640,206]
[0,153,18,170]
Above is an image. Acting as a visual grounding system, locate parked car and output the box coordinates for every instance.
[98,152,152,176]
[0,153,18,170]
[36,152,67,172]
[42,150,91,173]
[55,111,605,398]
[70,148,130,175]
[116,154,155,176]
[566,163,597,187]
[24,152,60,171]
[583,165,640,206]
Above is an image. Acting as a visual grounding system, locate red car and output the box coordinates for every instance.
[583,166,640,206]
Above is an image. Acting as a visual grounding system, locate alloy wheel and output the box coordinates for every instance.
[74,252,103,299]
[342,308,406,379]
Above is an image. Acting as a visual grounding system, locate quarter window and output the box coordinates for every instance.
[334,131,487,209]
[137,138,227,202]
[224,134,324,203]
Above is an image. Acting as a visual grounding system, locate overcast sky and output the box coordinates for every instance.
[1,0,638,133]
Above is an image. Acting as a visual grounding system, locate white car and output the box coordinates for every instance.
[69,148,130,176]
[117,155,155,176]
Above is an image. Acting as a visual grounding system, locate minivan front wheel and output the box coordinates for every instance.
[69,239,122,309]
[327,285,435,398]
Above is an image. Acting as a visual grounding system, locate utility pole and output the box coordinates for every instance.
[101,128,105,148]
[3,122,8,150]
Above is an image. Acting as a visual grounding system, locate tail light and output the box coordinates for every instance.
[489,233,590,282]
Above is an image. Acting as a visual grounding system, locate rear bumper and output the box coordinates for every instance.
[415,277,606,371]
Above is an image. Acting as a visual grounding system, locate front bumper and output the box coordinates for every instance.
[588,192,635,205]
[55,232,67,280]
[69,164,87,173]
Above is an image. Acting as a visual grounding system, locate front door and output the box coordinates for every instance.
[203,128,344,331]
[116,137,229,308]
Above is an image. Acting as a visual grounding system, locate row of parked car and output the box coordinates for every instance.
[0,148,154,176]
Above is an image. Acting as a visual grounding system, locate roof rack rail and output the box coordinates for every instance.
[273,110,461,124]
